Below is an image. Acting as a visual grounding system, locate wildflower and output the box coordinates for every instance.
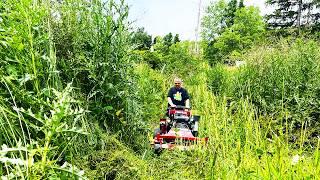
[291,154,300,165]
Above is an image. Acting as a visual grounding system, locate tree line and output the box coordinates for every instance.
[200,0,320,65]
[130,28,180,51]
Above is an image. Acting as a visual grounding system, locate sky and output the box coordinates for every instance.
[126,0,270,40]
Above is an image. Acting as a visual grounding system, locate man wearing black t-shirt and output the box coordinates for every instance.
[167,78,190,108]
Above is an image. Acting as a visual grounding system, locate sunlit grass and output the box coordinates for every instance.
[1,0,320,178]
[137,56,320,179]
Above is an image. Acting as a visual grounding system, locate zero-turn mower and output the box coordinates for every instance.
[151,106,208,154]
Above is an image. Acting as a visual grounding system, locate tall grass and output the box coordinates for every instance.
[192,81,319,179]
[233,39,320,147]
[1,0,319,178]
[0,0,91,176]
[200,39,320,178]
[0,0,144,178]
[133,40,319,179]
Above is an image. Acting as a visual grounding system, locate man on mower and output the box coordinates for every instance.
[167,78,190,109]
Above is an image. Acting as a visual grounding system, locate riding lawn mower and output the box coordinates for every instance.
[151,106,208,154]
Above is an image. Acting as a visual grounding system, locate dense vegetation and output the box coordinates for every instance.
[1,0,320,179]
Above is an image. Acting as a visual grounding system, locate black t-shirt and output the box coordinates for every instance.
[167,87,190,106]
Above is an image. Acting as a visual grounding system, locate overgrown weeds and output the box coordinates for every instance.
[0,0,145,178]
[1,0,320,178]
[233,39,320,147]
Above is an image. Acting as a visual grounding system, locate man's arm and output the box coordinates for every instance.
[167,88,176,107]
[168,97,176,107]
[184,88,190,108]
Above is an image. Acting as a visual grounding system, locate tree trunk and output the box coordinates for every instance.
[297,0,303,34]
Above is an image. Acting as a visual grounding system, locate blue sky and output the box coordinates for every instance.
[126,0,269,40]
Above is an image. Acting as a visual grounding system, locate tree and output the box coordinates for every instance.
[173,34,180,44]
[239,0,244,8]
[153,36,164,51]
[206,6,265,65]
[130,27,152,50]
[309,0,320,32]
[226,6,265,50]
[266,0,302,29]
[163,32,173,47]
[266,0,320,32]
[201,0,246,41]
[225,0,238,27]
[153,37,158,45]
[201,0,228,41]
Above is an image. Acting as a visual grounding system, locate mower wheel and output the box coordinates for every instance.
[154,144,162,155]
[153,128,161,138]
[192,131,198,137]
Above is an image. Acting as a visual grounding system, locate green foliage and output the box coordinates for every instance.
[202,45,320,178]
[50,0,147,150]
[204,6,265,65]
[163,32,173,47]
[207,64,234,96]
[201,0,228,41]
[0,84,87,179]
[134,64,168,121]
[0,0,147,177]
[1,0,320,178]
[130,27,152,50]
[138,50,164,69]
[221,7,265,50]
[156,33,182,53]
[266,0,320,32]
[137,40,198,76]
[173,34,180,44]
[165,43,199,77]
[225,0,238,27]
[201,0,246,41]
[201,1,265,64]
[235,40,320,135]
[153,36,166,52]
[239,0,244,8]
[74,133,148,179]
